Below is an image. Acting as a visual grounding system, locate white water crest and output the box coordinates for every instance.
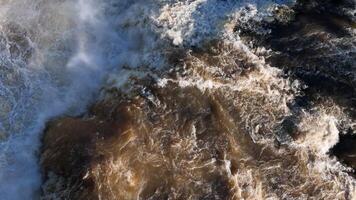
[0,0,105,199]
[0,0,156,199]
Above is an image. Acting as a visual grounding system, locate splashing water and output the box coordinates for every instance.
[1,0,355,199]
[0,0,103,198]
[0,0,155,198]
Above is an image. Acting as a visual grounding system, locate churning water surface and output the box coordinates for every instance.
[0,0,355,199]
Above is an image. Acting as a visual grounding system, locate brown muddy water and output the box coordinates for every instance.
[40,1,356,199]
[0,0,355,199]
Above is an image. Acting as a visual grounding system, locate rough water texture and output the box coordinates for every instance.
[0,0,355,199]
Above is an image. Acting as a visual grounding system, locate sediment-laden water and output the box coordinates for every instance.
[0,0,355,199]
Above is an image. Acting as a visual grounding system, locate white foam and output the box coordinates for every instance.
[0,0,162,199]
[296,112,340,154]
[154,0,296,46]
[4,0,352,199]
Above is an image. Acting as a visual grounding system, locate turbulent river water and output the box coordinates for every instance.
[0,0,355,199]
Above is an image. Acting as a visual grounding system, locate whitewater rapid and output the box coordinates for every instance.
[0,0,169,198]
[0,0,115,198]
[0,0,355,199]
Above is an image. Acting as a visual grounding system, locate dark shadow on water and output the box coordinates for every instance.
[331,130,356,176]
[248,0,356,171]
